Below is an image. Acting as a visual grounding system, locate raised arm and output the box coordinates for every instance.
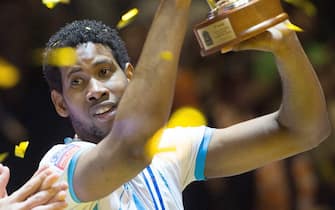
[73,0,191,201]
[205,20,331,178]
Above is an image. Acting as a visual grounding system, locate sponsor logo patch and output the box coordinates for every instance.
[50,144,81,170]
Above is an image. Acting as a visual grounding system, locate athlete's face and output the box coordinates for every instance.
[51,42,133,143]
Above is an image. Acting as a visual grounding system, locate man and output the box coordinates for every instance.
[39,0,331,209]
[0,164,68,209]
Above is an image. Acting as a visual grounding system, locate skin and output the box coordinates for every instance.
[51,0,330,203]
[0,164,68,210]
[205,21,330,177]
[52,43,132,143]
[0,164,9,198]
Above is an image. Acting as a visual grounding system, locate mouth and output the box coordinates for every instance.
[92,102,118,119]
[95,106,114,115]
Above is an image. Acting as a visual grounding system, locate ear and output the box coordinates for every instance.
[51,90,69,118]
[124,62,134,81]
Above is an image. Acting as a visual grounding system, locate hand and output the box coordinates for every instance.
[0,164,9,198]
[0,165,68,210]
[233,20,298,53]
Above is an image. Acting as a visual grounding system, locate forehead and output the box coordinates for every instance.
[76,42,114,60]
[59,42,120,76]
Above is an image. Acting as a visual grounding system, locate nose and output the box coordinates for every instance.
[86,79,109,102]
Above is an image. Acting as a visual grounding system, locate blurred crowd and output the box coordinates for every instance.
[0,0,334,209]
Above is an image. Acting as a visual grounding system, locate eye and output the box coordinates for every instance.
[70,78,84,88]
[98,66,112,78]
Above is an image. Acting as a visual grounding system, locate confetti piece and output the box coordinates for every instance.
[46,47,77,67]
[0,153,9,163]
[145,128,164,159]
[0,58,20,89]
[42,0,70,9]
[117,8,139,29]
[145,107,206,159]
[15,141,29,158]
[285,22,304,32]
[121,8,139,21]
[167,106,207,128]
[160,51,174,61]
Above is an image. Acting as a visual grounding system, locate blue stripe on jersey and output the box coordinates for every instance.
[147,166,165,210]
[68,148,85,203]
[142,172,159,210]
[195,127,214,180]
[158,170,180,207]
[157,170,170,190]
[132,191,146,210]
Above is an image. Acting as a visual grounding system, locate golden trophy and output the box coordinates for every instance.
[193,0,288,56]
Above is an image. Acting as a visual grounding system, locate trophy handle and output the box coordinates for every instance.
[194,0,288,56]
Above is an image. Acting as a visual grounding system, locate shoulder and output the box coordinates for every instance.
[39,141,96,173]
[159,126,208,146]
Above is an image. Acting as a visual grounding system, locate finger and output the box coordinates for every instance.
[10,168,51,201]
[233,30,272,52]
[33,165,49,176]
[20,189,57,209]
[32,166,61,191]
[40,173,60,191]
[19,188,59,209]
[18,181,68,210]
[32,201,68,210]
[0,164,10,198]
[47,183,68,203]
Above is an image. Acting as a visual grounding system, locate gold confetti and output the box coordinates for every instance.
[160,51,174,61]
[121,8,139,22]
[167,106,207,128]
[0,58,20,89]
[46,47,77,67]
[0,153,9,163]
[285,22,304,32]
[15,141,29,158]
[42,0,70,9]
[144,106,207,159]
[117,8,139,29]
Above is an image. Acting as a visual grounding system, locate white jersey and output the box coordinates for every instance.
[39,126,213,210]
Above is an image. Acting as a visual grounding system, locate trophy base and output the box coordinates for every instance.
[194,0,288,56]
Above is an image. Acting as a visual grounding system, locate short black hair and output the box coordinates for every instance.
[42,19,130,93]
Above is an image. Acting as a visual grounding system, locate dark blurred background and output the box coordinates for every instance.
[0,0,334,209]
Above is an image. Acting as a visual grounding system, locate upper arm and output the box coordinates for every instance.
[204,112,309,178]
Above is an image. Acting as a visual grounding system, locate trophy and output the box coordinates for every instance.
[193,0,288,56]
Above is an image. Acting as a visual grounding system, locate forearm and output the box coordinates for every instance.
[274,33,330,143]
